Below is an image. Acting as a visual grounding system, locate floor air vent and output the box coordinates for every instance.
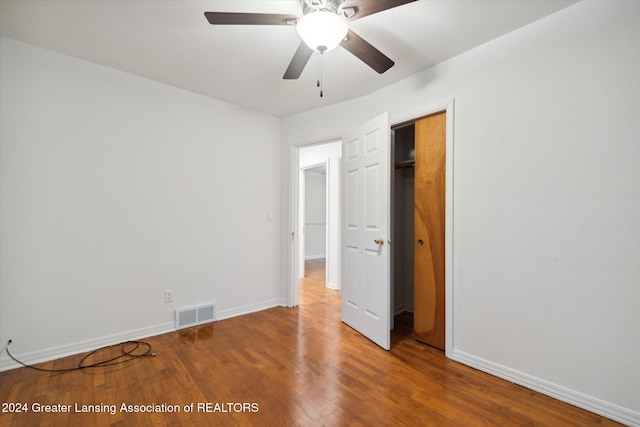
[175,303,215,330]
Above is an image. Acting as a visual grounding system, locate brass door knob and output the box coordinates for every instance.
[374,238,384,245]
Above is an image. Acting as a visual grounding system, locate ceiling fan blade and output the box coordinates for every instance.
[340,29,394,74]
[339,0,416,21]
[204,12,297,26]
[283,42,314,80]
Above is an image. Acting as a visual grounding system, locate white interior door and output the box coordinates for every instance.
[341,112,391,350]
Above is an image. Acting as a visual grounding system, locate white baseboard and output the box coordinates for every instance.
[326,281,339,290]
[0,298,288,373]
[216,298,286,321]
[0,322,174,372]
[451,349,640,426]
[304,254,326,260]
[394,304,414,315]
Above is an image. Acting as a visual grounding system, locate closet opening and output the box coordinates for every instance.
[391,111,446,351]
[391,122,416,324]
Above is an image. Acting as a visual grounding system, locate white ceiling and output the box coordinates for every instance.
[0,0,578,117]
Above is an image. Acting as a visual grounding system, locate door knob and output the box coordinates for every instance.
[374,238,384,245]
[417,239,424,246]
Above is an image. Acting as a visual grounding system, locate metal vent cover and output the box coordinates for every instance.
[175,303,215,330]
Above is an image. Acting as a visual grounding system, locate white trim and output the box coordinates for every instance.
[288,143,298,307]
[444,99,455,359]
[390,99,452,129]
[215,298,286,321]
[325,157,333,290]
[305,254,326,260]
[0,322,174,372]
[299,168,306,280]
[452,349,640,426]
[394,305,415,315]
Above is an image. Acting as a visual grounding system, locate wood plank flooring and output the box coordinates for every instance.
[0,259,621,426]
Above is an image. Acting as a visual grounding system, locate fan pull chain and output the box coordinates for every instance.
[316,51,320,89]
[319,51,324,98]
[317,46,326,98]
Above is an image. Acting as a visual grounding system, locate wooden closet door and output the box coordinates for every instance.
[414,112,446,349]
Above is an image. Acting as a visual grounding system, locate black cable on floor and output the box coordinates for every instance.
[5,340,156,372]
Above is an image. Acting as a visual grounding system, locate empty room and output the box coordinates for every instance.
[1,1,638,426]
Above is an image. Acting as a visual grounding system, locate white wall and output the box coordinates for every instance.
[304,171,327,259]
[283,1,640,424]
[0,37,283,369]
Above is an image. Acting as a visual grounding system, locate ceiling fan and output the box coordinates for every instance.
[204,0,416,80]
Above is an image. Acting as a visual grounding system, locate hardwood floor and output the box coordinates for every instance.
[0,259,620,426]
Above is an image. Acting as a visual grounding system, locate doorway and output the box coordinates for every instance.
[300,164,328,281]
[392,111,447,350]
[293,141,342,307]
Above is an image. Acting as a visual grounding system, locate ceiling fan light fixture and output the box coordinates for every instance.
[296,11,348,53]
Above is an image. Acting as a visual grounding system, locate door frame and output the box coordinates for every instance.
[287,99,455,358]
[289,140,341,308]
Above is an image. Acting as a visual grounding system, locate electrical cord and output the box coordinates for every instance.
[5,339,156,372]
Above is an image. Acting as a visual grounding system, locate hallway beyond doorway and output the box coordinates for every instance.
[303,258,325,282]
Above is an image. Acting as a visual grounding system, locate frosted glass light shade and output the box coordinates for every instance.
[296,11,348,52]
